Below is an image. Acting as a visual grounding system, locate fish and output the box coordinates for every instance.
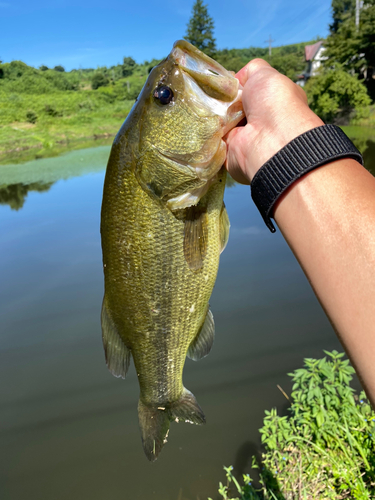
[100,40,244,461]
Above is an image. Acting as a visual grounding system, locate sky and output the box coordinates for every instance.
[0,0,332,70]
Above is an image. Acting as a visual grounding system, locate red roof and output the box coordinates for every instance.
[305,41,323,62]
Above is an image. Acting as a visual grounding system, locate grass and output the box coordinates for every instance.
[211,351,375,500]
[0,91,134,164]
[0,63,149,164]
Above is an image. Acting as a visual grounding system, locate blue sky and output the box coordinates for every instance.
[1,0,332,70]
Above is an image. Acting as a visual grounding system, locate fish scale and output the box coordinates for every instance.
[100,40,244,461]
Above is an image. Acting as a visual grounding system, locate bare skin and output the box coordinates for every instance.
[225,59,375,407]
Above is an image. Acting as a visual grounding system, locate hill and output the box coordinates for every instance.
[0,41,312,164]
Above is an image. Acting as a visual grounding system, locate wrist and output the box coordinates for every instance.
[245,109,324,181]
[250,125,363,232]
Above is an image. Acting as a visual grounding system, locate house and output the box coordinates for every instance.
[296,41,326,86]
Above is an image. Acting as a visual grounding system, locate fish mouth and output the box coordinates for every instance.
[171,40,244,135]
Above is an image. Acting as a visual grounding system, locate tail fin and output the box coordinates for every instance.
[138,388,205,461]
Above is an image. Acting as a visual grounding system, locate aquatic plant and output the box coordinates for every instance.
[212,351,375,500]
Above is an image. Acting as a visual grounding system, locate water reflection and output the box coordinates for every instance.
[0,182,53,210]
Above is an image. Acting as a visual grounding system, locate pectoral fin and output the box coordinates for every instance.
[187,307,215,361]
[101,298,131,379]
[219,202,230,253]
[183,205,208,270]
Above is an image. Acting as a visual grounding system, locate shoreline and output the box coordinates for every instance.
[0,132,115,166]
[1,124,374,168]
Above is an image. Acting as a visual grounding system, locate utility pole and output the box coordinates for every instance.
[356,0,364,30]
[265,35,275,57]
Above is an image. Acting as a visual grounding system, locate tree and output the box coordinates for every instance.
[184,0,217,58]
[305,67,371,122]
[53,65,65,72]
[91,72,109,90]
[39,65,49,71]
[329,0,355,33]
[325,0,375,99]
[122,56,136,77]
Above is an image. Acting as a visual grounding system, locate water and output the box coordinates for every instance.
[1,135,374,500]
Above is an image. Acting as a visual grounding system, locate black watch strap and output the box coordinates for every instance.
[250,124,363,233]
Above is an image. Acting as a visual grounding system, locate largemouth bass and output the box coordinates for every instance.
[100,40,244,461]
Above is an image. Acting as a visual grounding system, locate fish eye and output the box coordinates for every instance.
[153,85,174,105]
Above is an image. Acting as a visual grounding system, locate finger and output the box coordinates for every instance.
[235,58,272,86]
[245,58,272,78]
[223,128,251,185]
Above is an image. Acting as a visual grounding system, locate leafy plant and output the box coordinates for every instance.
[122,56,136,77]
[44,104,59,117]
[91,72,109,90]
[324,0,375,99]
[213,351,375,500]
[305,68,371,123]
[25,110,37,124]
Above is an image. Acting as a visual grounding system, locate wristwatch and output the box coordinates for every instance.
[250,124,363,232]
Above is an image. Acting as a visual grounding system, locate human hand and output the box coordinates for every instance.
[225,59,324,184]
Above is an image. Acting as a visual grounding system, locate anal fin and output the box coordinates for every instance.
[187,307,215,361]
[101,298,131,379]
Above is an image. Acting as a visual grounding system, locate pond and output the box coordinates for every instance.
[1,130,374,500]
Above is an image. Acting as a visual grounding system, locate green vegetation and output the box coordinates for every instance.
[305,66,371,123]
[304,0,375,122]
[324,0,375,100]
[184,0,217,58]
[0,58,152,164]
[211,351,375,500]
[0,38,314,164]
[214,43,307,80]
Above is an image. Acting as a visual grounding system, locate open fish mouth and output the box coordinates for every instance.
[171,40,244,135]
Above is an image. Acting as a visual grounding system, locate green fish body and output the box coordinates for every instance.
[101,40,243,461]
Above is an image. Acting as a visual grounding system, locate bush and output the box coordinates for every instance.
[26,110,37,124]
[44,104,59,117]
[53,65,65,72]
[213,351,375,500]
[122,56,136,77]
[305,68,371,123]
[91,72,109,90]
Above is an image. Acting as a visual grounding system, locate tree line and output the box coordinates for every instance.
[1,0,373,126]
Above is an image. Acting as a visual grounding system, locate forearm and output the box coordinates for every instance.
[225,59,375,404]
[274,158,375,406]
